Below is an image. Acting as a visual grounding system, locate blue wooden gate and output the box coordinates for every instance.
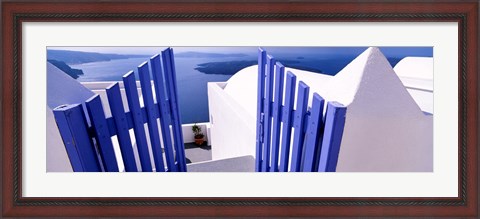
[256,48,347,172]
[53,48,187,172]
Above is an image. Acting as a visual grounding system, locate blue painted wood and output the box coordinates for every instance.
[252,48,348,172]
[85,95,119,172]
[104,109,145,137]
[162,48,187,172]
[255,48,266,172]
[140,106,149,123]
[53,49,188,172]
[269,62,285,172]
[53,104,101,172]
[161,49,179,171]
[138,62,166,172]
[302,93,325,172]
[150,54,177,172]
[168,48,187,172]
[123,71,153,172]
[53,104,88,172]
[290,81,310,172]
[105,117,117,136]
[106,83,138,172]
[279,71,296,172]
[318,102,347,172]
[261,55,275,172]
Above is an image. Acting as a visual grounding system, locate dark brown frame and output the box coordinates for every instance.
[1,0,478,217]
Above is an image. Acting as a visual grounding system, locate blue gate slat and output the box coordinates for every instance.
[106,83,138,172]
[270,62,285,172]
[53,104,88,172]
[302,93,325,172]
[255,48,266,172]
[161,49,179,171]
[159,104,172,124]
[318,102,347,172]
[168,48,188,172]
[152,103,160,118]
[105,117,117,136]
[150,54,177,172]
[107,111,135,136]
[125,111,135,130]
[279,71,296,172]
[123,71,153,172]
[162,48,187,172]
[290,81,310,172]
[53,104,101,172]
[138,62,166,172]
[261,54,275,172]
[85,95,119,172]
[104,106,151,137]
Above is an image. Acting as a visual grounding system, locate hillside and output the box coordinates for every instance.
[47,60,84,79]
[47,50,149,64]
[195,59,324,75]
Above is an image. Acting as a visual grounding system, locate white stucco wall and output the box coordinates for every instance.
[394,57,433,114]
[330,48,432,171]
[208,82,257,160]
[394,57,433,80]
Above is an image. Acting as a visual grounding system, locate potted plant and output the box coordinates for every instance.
[192,123,204,145]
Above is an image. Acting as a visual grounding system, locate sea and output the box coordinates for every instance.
[72,56,239,124]
[70,47,433,124]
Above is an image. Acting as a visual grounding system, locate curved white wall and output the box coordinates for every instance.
[208,82,256,160]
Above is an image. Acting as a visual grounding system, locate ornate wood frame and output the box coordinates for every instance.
[2,0,478,217]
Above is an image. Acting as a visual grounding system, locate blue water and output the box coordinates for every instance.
[72,56,240,124]
[70,47,433,124]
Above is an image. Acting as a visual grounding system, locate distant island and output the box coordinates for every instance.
[279,60,323,74]
[47,50,150,65]
[195,60,323,75]
[176,51,249,58]
[193,56,406,76]
[48,60,84,79]
[195,60,257,75]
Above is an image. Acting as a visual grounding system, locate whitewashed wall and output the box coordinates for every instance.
[207,82,256,160]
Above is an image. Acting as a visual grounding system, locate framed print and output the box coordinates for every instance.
[1,0,478,217]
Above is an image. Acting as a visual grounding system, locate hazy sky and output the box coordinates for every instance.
[48,46,433,58]
[49,47,257,55]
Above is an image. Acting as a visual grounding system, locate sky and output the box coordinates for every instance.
[48,47,256,55]
[48,46,433,58]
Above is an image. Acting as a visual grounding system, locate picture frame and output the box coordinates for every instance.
[1,0,478,217]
